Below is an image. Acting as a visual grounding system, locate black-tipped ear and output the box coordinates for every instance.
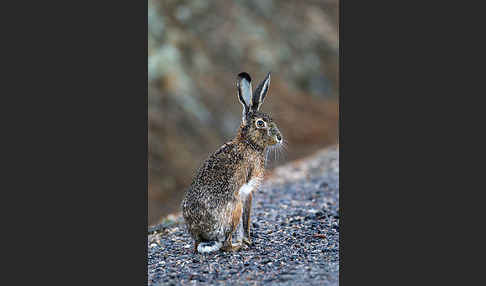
[251,72,271,111]
[236,72,252,121]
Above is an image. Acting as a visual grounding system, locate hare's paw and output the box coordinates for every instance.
[222,241,242,252]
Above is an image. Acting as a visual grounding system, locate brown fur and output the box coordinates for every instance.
[231,201,243,232]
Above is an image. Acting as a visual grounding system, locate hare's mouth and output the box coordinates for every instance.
[265,138,287,162]
[267,128,282,145]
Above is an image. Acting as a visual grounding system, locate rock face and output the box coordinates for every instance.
[148,145,339,286]
[148,0,339,224]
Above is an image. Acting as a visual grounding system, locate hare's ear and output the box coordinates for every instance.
[251,72,271,111]
[236,72,252,122]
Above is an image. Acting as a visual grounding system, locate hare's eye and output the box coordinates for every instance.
[256,120,265,128]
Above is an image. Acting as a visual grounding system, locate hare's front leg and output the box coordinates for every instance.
[241,192,253,245]
[235,192,252,245]
[222,201,243,252]
[235,216,244,243]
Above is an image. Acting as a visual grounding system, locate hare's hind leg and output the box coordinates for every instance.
[223,222,242,252]
[222,236,242,252]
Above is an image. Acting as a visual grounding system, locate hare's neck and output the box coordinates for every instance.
[235,139,265,170]
[234,135,265,154]
[235,129,266,153]
[244,138,265,153]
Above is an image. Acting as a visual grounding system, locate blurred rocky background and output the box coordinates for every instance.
[148,0,339,225]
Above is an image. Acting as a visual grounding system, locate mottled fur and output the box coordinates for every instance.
[181,72,282,253]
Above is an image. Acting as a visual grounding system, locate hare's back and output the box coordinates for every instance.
[192,144,243,196]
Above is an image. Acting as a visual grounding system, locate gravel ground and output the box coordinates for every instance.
[148,145,339,286]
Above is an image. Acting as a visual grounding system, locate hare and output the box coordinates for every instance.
[181,72,283,253]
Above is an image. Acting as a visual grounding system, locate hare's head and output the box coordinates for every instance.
[236,72,282,151]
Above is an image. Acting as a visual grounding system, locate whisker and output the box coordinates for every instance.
[277,146,284,162]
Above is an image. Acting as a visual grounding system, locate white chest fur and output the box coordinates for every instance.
[239,177,261,199]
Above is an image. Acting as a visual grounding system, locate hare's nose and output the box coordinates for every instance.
[276,134,282,141]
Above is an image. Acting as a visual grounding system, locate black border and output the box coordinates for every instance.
[339,0,463,284]
[6,1,149,284]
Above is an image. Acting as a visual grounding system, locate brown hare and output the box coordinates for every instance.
[181,72,282,253]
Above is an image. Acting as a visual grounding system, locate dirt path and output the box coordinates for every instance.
[148,146,339,285]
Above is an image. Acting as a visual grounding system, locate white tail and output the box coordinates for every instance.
[197,241,223,253]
